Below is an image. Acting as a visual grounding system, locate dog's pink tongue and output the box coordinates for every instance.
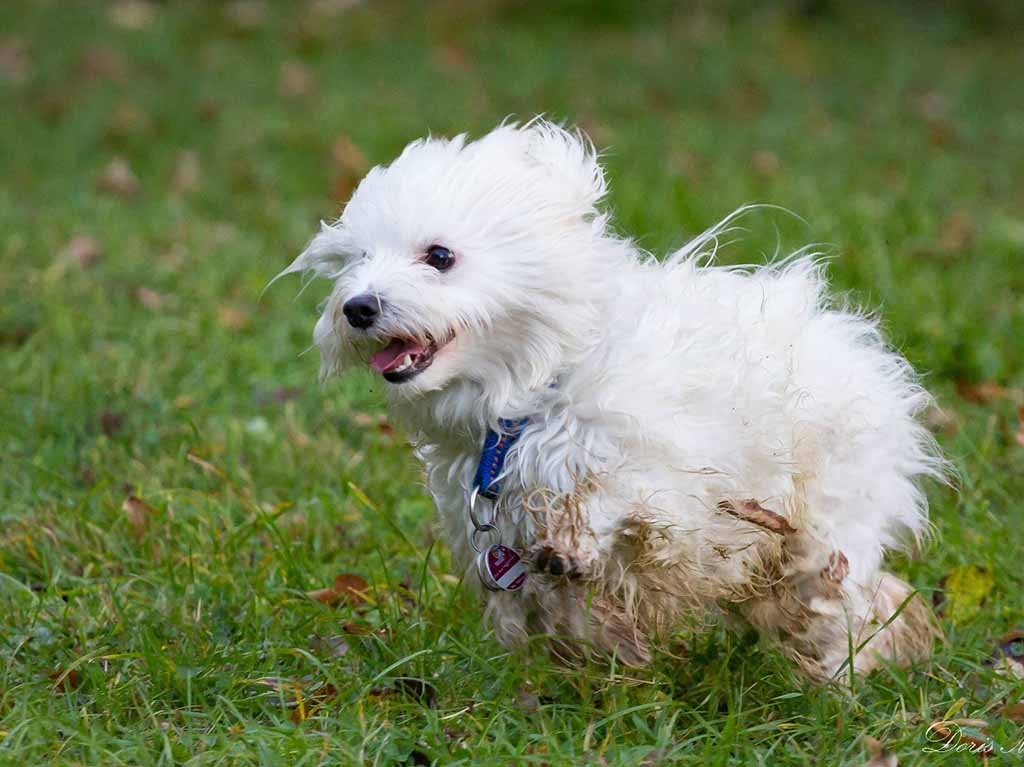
[370,339,426,373]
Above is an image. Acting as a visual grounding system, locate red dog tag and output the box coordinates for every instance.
[478,544,527,591]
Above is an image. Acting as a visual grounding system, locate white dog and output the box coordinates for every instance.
[283,120,944,683]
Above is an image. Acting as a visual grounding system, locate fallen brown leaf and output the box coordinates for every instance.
[135,286,164,310]
[97,157,140,198]
[107,102,152,139]
[309,0,361,20]
[956,380,1022,406]
[431,42,472,75]
[307,573,369,607]
[57,235,102,269]
[717,499,797,535]
[108,0,157,30]
[926,721,994,757]
[172,149,202,194]
[290,682,339,723]
[217,304,250,331]
[914,89,949,123]
[99,410,125,437]
[198,100,222,122]
[1003,702,1024,723]
[224,0,268,32]
[122,494,158,541]
[1015,407,1024,448]
[751,149,781,179]
[331,134,369,175]
[278,60,317,100]
[331,173,359,202]
[50,667,81,693]
[939,210,976,252]
[80,46,128,83]
[79,465,96,487]
[0,36,30,84]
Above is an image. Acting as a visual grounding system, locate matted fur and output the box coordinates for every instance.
[283,119,946,683]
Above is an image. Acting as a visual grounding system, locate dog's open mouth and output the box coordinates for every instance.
[370,333,451,383]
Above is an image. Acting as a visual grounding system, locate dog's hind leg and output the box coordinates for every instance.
[734,535,939,683]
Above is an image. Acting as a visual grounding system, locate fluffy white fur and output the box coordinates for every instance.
[284,120,945,682]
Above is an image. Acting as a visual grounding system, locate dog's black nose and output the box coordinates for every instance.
[342,294,382,329]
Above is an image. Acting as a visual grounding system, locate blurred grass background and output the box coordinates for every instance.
[1,1,1023,764]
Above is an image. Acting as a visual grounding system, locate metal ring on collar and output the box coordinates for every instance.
[468,485,493,532]
[470,523,499,553]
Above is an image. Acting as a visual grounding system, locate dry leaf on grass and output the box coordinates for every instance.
[108,0,158,30]
[97,157,140,198]
[717,499,797,535]
[0,37,30,85]
[309,0,362,19]
[99,410,125,437]
[248,676,340,723]
[290,681,339,723]
[1015,407,1024,448]
[431,42,472,76]
[939,210,976,252]
[925,721,994,757]
[56,235,102,270]
[172,150,202,194]
[135,287,165,310]
[331,134,369,175]
[122,494,158,541]
[1003,702,1024,723]
[107,102,152,138]
[956,380,1023,405]
[80,46,128,83]
[217,304,250,331]
[224,0,268,32]
[331,173,359,203]
[751,149,781,179]
[50,667,81,693]
[307,573,369,607]
[278,61,317,100]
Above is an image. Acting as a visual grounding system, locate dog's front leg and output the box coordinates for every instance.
[521,479,603,582]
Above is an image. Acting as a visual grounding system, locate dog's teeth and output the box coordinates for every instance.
[394,354,414,373]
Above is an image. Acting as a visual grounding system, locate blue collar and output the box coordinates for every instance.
[473,418,530,500]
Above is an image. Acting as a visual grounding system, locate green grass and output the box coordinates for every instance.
[2,1,1023,764]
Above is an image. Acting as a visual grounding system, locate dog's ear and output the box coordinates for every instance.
[276,221,350,281]
[521,120,607,217]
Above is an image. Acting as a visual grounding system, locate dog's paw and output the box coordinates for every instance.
[528,544,585,580]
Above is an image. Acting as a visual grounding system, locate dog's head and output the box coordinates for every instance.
[285,121,614,407]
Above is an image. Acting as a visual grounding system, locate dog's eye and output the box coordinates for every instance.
[424,245,455,272]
